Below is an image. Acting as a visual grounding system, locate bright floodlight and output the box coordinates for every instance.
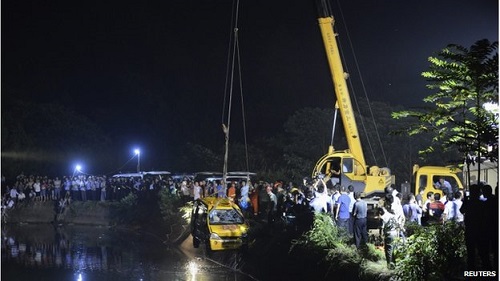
[72,164,82,177]
[134,149,141,172]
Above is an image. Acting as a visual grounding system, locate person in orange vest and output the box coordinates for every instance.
[250,184,259,217]
[227,182,236,202]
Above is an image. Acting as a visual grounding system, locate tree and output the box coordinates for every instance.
[1,98,113,177]
[282,107,334,180]
[177,143,222,172]
[392,39,498,186]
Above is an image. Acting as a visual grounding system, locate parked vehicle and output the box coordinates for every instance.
[112,172,143,179]
[194,171,256,185]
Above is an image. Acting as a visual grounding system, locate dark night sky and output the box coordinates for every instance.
[2,0,498,171]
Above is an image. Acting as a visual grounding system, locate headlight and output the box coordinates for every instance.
[239,225,248,233]
[210,233,221,240]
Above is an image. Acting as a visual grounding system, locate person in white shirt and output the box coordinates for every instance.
[193,181,202,200]
[53,177,62,200]
[17,191,26,201]
[391,190,406,228]
[33,180,41,201]
[443,191,464,223]
[347,185,356,234]
[7,198,15,209]
[9,187,19,201]
[310,179,329,213]
[181,181,190,203]
[267,184,278,224]
[239,181,250,213]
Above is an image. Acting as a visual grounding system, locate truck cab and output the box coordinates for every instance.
[413,165,464,199]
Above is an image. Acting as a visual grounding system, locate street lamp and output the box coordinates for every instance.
[134,149,141,172]
[73,164,82,177]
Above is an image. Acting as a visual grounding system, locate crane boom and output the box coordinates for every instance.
[317,16,366,169]
[312,1,393,196]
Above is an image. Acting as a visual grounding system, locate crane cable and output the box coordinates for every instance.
[221,0,237,125]
[328,0,390,167]
[236,35,251,175]
[221,0,251,179]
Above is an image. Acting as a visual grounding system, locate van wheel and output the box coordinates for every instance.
[193,237,200,248]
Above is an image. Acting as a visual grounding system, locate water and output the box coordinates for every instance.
[1,224,253,281]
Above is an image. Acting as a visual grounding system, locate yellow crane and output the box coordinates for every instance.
[312,0,464,198]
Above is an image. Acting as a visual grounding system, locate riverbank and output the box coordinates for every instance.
[3,199,394,281]
[4,201,111,226]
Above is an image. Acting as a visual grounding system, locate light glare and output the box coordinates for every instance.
[186,261,199,275]
[483,102,499,114]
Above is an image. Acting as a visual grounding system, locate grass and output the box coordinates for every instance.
[360,260,393,281]
[290,213,394,281]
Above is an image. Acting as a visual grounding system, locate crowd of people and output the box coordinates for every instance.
[1,172,497,271]
[218,177,497,271]
[193,177,372,250]
[378,183,498,270]
[0,173,179,219]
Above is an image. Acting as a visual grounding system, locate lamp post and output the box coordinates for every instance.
[134,149,141,172]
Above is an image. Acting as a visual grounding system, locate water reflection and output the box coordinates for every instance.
[1,224,252,281]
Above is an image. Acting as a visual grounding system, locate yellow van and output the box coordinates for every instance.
[190,196,249,251]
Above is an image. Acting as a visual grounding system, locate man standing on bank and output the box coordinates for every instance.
[352,191,368,249]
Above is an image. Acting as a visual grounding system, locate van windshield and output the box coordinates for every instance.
[209,209,244,225]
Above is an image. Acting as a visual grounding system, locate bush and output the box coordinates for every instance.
[290,213,388,280]
[393,222,466,281]
[291,212,350,252]
[158,189,185,226]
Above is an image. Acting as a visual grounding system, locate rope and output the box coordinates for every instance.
[222,0,251,177]
[221,0,238,126]
[236,34,251,173]
[223,0,241,182]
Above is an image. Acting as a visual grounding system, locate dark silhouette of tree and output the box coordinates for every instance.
[392,39,498,186]
[282,107,333,179]
[2,98,112,178]
[177,143,222,172]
